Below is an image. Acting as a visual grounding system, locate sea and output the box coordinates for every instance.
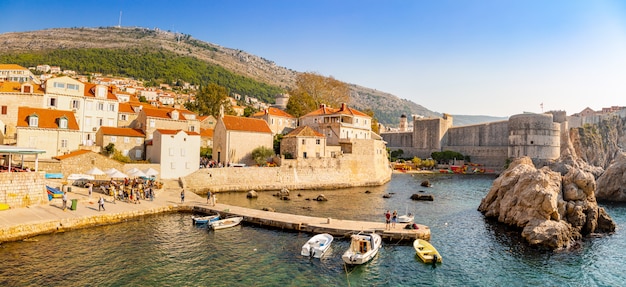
[0,173,624,287]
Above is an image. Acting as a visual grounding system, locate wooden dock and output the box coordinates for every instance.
[191,204,430,243]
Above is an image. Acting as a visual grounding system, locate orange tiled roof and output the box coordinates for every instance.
[99,126,145,137]
[155,129,200,136]
[16,107,80,130]
[222,115,272,133]
[284,126,324,138]
[303,104,369,118]
[118,102,136,113]
[143,107,197,120]
[0,64,28,70]
[251,107,295,118]
[83,83,118,100]
[0,82,45,94]
[53,149,92,160]
[200,128,214,137]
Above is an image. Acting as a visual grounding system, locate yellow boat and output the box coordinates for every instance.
[414,239,442,264]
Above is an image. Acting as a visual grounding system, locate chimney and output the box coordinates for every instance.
[320,104,326,109]
[264,108,269,115]
[340,103,346,111]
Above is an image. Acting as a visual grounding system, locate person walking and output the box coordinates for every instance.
[207,191,212,205]
[87,182,93,198]
[98,196,105,211]
[181,189,185,203]
[385,210,391,230]
[392,210,398,228]
[62,191,68,211]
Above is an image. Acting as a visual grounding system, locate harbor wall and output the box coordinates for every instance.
[0,171,47,208]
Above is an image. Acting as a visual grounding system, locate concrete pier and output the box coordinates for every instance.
[0,185,430,243]
[191,205,430,242]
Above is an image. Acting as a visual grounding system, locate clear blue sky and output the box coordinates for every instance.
[2,0,625,117]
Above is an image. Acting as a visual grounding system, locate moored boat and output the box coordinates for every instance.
[413,239,442,264]
[398,213,414,223]
[341,232,382,265]
[210,216,244,230]
[301,233,334,258]
[192,214,220,225]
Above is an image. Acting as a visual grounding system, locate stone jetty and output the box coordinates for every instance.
[0,184,430,243]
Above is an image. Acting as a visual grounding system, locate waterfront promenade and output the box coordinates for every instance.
[0,182,430,243]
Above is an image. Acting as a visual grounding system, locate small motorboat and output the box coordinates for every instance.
[341,232,382,265]
[210,216,244,230]
[192,214,220,225]
[414,239,442,264]
[301,233,334,258]
[398,213,414,223]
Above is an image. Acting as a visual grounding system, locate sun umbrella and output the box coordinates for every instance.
[85,167,105,176]
[126,169,147,178]
[143,168,159,177]
[104,168,121,175]
[108,170,128,178]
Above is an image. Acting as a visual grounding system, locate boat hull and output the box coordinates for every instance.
[192,214,220,225]
[210,217,243,230]
[414,239,442,263]
[342,233,382,265]
[301,233,333,258]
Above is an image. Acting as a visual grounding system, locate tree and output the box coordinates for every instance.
[185,83,233,117]
[103,143,115,156]
[251,146,275,166]
[286,72,350,117]
[273,134,284,155]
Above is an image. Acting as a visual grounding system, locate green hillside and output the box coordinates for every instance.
[0,48,283,104]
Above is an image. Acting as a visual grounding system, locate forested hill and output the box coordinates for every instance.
[0,26,501,126]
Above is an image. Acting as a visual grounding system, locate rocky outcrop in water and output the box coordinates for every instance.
[596,152,626,201]
[478,157,615,249]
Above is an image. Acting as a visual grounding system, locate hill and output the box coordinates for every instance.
[0,26,501,126]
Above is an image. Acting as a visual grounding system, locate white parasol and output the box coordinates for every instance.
[143,168,159,177]
[85,167,105,176]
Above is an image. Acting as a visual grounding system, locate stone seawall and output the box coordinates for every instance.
[183,155,392,193]
[0,171,47,208]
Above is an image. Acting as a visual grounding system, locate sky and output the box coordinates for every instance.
[1,0,626,117]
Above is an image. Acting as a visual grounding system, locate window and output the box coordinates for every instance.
[108,104,115,111]
[111,136,117,143]
[120,114,127,121]
[149,119,155,128]
[53,82,65,88]
[67,83,79,91]
[85,117,92,127]
[48,97,57,107]
[169,148,175,156]
[97,102,104,111]
[302,139,306,145]
[58,117,68,129]
[61,139,68,148]
[135,150,142,159]
[28,115,38,127]
[189,126,195,132]
[1,106,6,115]
[303,152,307,159]
[316,139,321,145]
[135,138,142,144]
[124,137,130,143]
[71,100,80,109]
[97,118,103,126]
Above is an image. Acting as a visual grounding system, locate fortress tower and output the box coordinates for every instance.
[508,113,560,162]
[274,93,290,110]
[399,114,407,132]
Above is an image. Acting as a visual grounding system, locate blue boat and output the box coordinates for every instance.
[192,214,220,225]
[46,186,63,201]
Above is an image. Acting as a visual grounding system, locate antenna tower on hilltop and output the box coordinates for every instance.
[118,11,122,27]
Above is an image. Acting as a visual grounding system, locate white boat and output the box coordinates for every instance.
[301,233,334,258]
[210,216,244,230]
[398,213,414,223]
[341,232,382,265]
[192,214,220,225]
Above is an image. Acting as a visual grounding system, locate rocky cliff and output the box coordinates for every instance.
[571,116,626,169]
[478,157,615,249]
[596,152,626,202]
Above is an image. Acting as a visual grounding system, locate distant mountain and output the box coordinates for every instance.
[0,26,502,126]
[451,115,508,126]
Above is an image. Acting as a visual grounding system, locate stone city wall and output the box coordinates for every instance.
[0,171,47,208]
[183,152,392,193]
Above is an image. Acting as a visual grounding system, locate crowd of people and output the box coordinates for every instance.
[89,177,158,204]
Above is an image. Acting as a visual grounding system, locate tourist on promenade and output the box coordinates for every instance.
[181,189,185,203]
[392,210,398,228]
[87,182,93,198]
[385,210,391,230]
[98,196,105,211]
[62,191,68,211]
[207,191,212,205]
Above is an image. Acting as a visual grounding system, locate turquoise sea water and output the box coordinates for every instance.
[1,173,624,286]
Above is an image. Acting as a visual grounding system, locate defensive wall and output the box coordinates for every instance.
[382,112,564,172]
[183,139,392,193]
